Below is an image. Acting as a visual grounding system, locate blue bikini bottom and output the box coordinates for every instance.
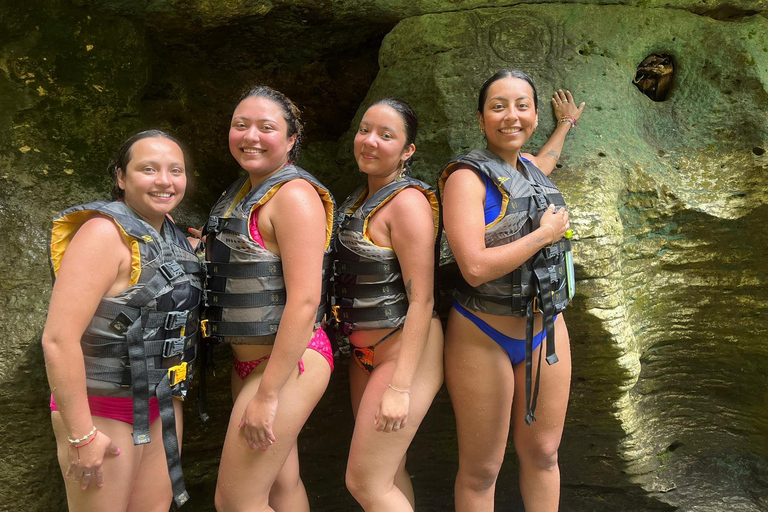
[453,301,555,365]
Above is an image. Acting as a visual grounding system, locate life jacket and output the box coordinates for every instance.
[202,164,336,341]
[50,200,203,507]
[438,149,575,424]
[332,176,440,332]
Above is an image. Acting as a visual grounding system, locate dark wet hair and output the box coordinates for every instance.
[477,69,539,114]
[109,129,187,201]
[237,86,303,162]
[369,97,419,169]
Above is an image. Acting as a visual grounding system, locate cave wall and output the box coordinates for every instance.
[1,0,766,510]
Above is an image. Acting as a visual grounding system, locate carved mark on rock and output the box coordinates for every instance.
[489,15,552,65]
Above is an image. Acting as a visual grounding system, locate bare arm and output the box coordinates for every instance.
[375,188,436,431]
[42,217,127,484]
[442,169,569,288]
[239,179,327,450]
[524,90,585,176]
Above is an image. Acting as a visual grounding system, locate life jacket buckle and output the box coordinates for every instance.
[208,215,224,233]
[165,310,189,331]
[200,319,211,338]
[109,312,133,334]
[163,337,186,358]
[332,305,341,323]
[159,261,185,282]
[532,194,549,211]
[532,296,541,314]
[168,362,188,386]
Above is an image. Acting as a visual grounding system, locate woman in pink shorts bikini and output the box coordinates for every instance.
[199,86,335,512]
[43,130,202,511]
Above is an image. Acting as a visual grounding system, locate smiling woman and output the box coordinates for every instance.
[197,86,336,512]
[43,130,203,511]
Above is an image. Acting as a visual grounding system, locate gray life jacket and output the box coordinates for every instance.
[202,165,336,342]
[332,176,440,333]
[439,149,575,424]
[50,200,203,507]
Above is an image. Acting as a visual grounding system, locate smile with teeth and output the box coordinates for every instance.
[150,192,173,198]
[499,128,522,134]
[242,148,265,154]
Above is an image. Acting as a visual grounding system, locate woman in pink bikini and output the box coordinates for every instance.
[333,98,444,511]
[201,86,335,512]
[44,130,203,511]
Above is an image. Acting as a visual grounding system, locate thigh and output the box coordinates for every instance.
[511,316,571,452]
[52,411,141,512]
[445,308,516,469]
[348,320,444,486]
[349,356,370,420]
[127,399,184,512]
[217,349,331,505]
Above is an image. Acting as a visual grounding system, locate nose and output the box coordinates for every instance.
[155,169,172,187]
[243,126,260,143]
[362,132,377,148]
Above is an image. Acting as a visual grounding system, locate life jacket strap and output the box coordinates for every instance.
[336,303,409,323]
[333,259,401,276]
[205,289,286,308]
[204,320,281,338]
[332,281,406,300]
[205,261,283,278]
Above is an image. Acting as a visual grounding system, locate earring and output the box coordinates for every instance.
[396,162,407,181]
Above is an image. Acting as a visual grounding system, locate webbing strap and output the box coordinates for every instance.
[205,216,248,236]
[333,260,400,276]
[81,333,197,359]
[341,217,365,233]
[206,320,280,338]
[337,303,408,323]
[332,281,405,299]
[205,261,282,278]
[125,261,188,309]
[206,289,286,308]
[155,378,189,507]
[126,314,151,445]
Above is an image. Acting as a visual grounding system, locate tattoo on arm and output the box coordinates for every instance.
[405,279,413,298]
[547,150,560,161]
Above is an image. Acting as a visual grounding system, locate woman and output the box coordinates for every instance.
[201,86,335,512]
[439,69,585,511]
[43,130,203,511]
[334,98,444,511]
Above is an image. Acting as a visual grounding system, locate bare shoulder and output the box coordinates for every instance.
[273,178,322,205]
[388,187,433,218]
[74,214,126,246]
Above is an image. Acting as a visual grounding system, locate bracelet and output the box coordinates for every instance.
[540,223,556,243]
[68,426,97,447]
[74,430,98,449]
[388,384,411,395]
[558,115,577,129]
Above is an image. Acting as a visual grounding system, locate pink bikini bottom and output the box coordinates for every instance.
[232,328,334,380]
[50,395,160,425]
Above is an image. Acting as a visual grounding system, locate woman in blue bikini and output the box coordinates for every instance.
[439,69,585,511]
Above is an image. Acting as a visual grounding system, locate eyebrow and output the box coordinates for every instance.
[489,95,530,102]
[232,116,277,123]
[134,159,184,167]
[359,120,398,132]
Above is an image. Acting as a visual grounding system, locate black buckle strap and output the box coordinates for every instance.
[155,377,189,507]
[159,261,184,282]
[332,281,405,300]
[162,337,188,358]
[207,215,248,235]
[332,259,401,276]
[337,303,408,323]
[164,310,189,331]
[341,217,365,233]
[205,261,283,278]
[206,320,280,338]
[205,289,286,308]
[532,193,549,211]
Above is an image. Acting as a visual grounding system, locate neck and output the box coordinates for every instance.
[248,159,290,190]
[486,145,520,169]
[123,200,165,233]
[366,169,399,199]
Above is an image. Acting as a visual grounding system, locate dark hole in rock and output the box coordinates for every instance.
[753,147,766,156]
[658,150,667,157]
[634,54,674,101]
[667,441,684,452]
[556,163,563,169]
[598,152,607,157]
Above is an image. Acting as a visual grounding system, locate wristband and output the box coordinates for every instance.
[388,384,411,395]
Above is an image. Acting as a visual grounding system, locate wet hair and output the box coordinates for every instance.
[237,86,303,162]
[369,97,419,169]
[108,129,187,201]
[477,69,539,114]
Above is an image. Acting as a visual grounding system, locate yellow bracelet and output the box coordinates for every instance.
[540,224,555,243]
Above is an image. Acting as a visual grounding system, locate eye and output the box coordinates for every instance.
[143,166,156,173]
[171,167,184,175]
[492,103,505,110]
[233,122,247,129]
[381,132,393,140]
[261,124,275,132]
[358,126,369,134]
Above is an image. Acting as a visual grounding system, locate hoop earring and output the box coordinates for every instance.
[396,162,407,181]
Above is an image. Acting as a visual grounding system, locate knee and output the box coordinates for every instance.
[345,466,377,507]
[457,458,504,493]
[214,485,231,512]
[516,438,560,472]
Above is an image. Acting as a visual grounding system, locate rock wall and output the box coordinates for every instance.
[1,0,766,510]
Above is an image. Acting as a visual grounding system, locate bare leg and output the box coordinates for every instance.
[345,318,443,511]
[269,444,309,512]
[512,316,571,512]
[215,349,331,512]
[52,398,181,512]
[445,308,516,512]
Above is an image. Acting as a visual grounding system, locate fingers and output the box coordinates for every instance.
[187,227,202,237]
[565,90,575,103]
[95,466,105,489]
[107,441,121,456]
[80,469,92,490]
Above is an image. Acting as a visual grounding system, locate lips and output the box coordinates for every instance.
[242,148,265,154]
[499,127,522,134]
[360,152,377,159]
[149,192,174,199]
